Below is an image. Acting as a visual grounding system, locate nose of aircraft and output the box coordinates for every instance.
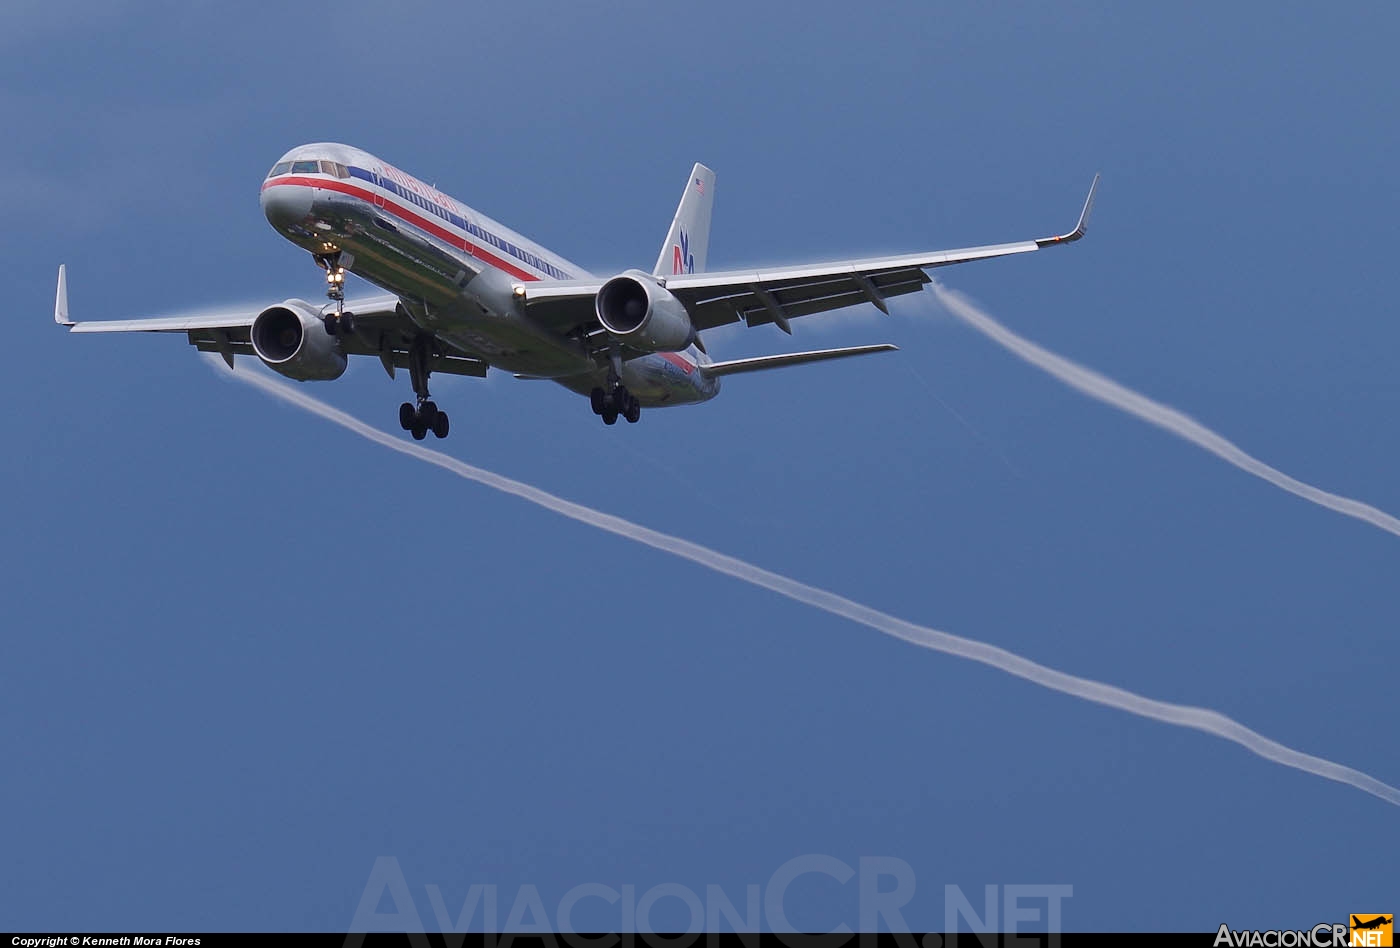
[260,183,313,229]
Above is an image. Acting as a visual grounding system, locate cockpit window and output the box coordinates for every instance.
[291,160,319,174]
[268,161,293,178]
[320,160,349,178]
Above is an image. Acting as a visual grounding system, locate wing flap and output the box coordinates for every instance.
[692,268,930,330]
[190,337,257,361]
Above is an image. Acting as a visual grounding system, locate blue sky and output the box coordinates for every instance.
[3,1,1397,933]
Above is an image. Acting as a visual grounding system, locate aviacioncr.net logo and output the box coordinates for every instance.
[1349,915,1393,948]
[1213,916,1393,948]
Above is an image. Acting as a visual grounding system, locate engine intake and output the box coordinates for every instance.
[249,300,347,381]
[595,270,695,352]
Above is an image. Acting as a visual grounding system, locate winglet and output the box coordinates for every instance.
[1035,173,1099,247]
[55,264,73,325]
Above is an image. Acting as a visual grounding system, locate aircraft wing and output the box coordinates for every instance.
[523,174,1098,335]
[54,267,489,377]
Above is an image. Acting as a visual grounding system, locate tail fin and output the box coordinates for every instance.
[653,163,715,277]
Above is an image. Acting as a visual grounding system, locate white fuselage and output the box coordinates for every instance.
[258,143,719,408]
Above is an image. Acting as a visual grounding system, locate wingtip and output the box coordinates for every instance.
[54,264,73,326]
[1035,173,1100,247]
[1077,172,1101,234]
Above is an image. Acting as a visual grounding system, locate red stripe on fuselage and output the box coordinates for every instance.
[262,175,542,283]
[659,352,694,374]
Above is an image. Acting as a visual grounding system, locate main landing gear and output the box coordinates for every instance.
[398,334,450,440]
[590,359,641,425]
[400,399,449,440]
[315,250,355,336]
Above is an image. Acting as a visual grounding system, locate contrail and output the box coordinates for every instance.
[932,282,1400,540]
[216,360,1400,808]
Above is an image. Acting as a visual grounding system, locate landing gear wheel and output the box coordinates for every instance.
[324,314,339,335]
[590,387,606,415]
[402,333,445,440]
[339,313,356,335]
[624,398,641,424]
[602,408,619,425]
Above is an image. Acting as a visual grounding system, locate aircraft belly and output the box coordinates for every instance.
[314,194,468,306]
[301,191,593,377]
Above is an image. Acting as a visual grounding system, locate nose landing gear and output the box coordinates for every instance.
[315,251,355,336]
[398,334,450,440]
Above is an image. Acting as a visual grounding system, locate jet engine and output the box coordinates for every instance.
[595,270,696,352]
[249,300,347,381]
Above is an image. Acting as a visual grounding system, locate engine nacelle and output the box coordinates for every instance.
[595,270,695,352]
[249,300,347,381]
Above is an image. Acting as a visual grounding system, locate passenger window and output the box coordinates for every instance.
[268,162,293,178]
[291,160,318,174]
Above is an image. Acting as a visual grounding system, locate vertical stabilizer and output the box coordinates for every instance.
[653,164,715,277]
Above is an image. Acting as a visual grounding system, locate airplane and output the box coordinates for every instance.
[54,143,1097,438]
[1352,916,1392,930]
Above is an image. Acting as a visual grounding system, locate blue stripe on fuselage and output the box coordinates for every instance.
[345,166,574,281]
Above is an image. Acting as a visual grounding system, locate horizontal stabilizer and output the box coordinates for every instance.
[700,344,897,378]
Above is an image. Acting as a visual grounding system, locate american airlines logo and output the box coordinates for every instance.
[672,226,695,275]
